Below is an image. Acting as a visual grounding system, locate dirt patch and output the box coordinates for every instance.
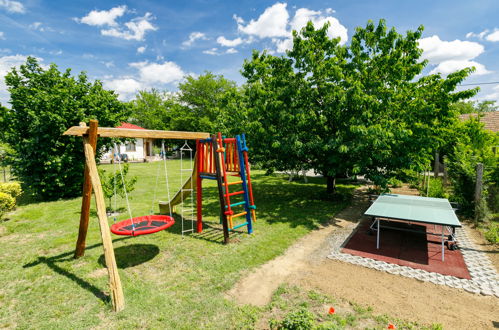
[227,186,499,329]
[88,268,107,279]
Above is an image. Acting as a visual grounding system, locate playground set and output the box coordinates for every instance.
[63,120,257,311]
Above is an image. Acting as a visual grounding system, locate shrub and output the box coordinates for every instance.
[388,177,403,188]
[426,178,448,199]
[0,192,15,217]
[0,182,22,198]
[99,164,137,211]
[484,222,499,244]
[270,309,316,330]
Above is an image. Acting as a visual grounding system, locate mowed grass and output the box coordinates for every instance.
[0,160,354,329]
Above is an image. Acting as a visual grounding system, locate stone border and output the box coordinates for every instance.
[327,224,499,298]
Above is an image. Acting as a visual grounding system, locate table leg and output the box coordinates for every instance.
[376,218,380,249]
[441,225,444,262]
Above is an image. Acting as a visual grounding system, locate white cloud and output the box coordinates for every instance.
[466,29,489,40]
[182,32,208,47]
[101,13,157,41]
[419,36,490,76]
[419,36,484,63]
[203,48,219,55]
[429,60,490,76]
[486,30,499,42]
[216,36,243,47]
[103,60,186,100]
[0,54,44,105]
[101,61,114,68]
[78,5,126,27]
[483,85,499,102]
[202,47,238,56]
[237,2,289,38]
[0,0,25,14]
[0,32,4,40]
[103,78,143,100]
[28,22,54,32]
[233,3,348,53]
[137,46,146,53]
[130,61,185,84]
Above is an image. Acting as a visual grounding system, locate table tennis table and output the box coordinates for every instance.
[364,194,462,261]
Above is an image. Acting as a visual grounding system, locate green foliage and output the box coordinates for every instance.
[0,192,15,217]
[446,117,498,219]
[241,19,476,193]
[98,164,137,211]
[451,100,497,114]
[1,57,129,200]
[388,177,403,188]
[0,182,22,198]
[270,308,316,330]
[169,72,239,133]
[423,177,448,199]
[128,89,175,130]
[484,222,499,244]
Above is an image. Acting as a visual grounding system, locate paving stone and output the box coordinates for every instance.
[463,285,481,294]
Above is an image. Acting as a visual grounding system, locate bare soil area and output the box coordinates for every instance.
[227,186,499,329]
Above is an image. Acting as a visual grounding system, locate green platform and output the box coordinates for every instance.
[365,194,461,228]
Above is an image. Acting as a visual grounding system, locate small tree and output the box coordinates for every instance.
[1,57,130,200]
[99,164,137,212]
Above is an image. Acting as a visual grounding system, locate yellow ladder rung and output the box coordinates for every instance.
[232,211,247,218]
[227,180,243,186]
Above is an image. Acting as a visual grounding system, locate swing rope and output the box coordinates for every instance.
[162,141,173,218]
[150,149,162,215]
[114,142,135,233]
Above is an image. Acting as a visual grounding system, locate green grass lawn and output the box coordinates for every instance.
[0,160,355,329]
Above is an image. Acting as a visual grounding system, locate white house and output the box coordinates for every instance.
[100,123,155,162]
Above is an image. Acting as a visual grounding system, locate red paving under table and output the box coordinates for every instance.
[341,219,471,279]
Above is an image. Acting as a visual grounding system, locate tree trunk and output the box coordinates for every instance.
[326,175,336,194]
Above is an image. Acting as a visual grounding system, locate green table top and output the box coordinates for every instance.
[364,194,461,227]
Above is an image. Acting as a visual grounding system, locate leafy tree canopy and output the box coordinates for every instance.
[128,89,176,130]
[241,20,477,192]
[451,100,497,114]
[1,57,130,200]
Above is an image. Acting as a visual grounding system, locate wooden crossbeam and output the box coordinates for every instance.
[63,126,210,140]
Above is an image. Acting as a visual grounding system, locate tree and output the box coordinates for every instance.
[451,100,497,114]
[99,164,137,212]
[128,89,175,130]
[242,20,477,193]
[168,72,238,133]
[1,57,130,200]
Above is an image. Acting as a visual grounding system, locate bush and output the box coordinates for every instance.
[388,177,403,188]
[484,222,499,244]
[0,182,22,198]
[426,178,448,199]
[270,309,316,330]
[0,192,15,217]
[99,164,137,211]
[0,57,129,200]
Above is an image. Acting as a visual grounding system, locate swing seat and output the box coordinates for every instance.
[111,215,175,236]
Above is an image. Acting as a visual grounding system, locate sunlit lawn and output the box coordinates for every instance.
[0,160,355,329]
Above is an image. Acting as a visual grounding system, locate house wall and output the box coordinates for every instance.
[100,139,145,162]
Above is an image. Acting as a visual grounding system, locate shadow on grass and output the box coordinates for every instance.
[98,244,160,268]
[197,173,356,231]
[23,236,132,304]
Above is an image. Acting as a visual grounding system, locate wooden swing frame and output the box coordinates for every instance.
[64,119,209,312]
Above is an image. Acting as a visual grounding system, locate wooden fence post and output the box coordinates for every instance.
[474,163,484,221]
[434,151,440,178]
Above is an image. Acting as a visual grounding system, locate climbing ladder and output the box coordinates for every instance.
[180,141,195,236]
[196,132,256,242]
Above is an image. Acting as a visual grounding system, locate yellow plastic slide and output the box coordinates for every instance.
[158,160,197,214]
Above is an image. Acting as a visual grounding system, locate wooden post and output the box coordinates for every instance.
[442,156,448,186]
[475,163,484,221]
[83,139,125,312]
[75,120,99,258]
[213,134,230,244]
[434,151,440,178]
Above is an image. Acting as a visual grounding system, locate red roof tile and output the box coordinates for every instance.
[117,122,146,130]
[459,112,499,133]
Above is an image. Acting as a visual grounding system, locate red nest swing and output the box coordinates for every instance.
[111,215,175,236]
[109,141,175,237]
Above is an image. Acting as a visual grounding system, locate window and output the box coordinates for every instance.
[126,143,136,152]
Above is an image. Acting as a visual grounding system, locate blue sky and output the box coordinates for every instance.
[1,0,499,105]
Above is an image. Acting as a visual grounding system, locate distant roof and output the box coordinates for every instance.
[459,112,499,133]
[117,122,145,130]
